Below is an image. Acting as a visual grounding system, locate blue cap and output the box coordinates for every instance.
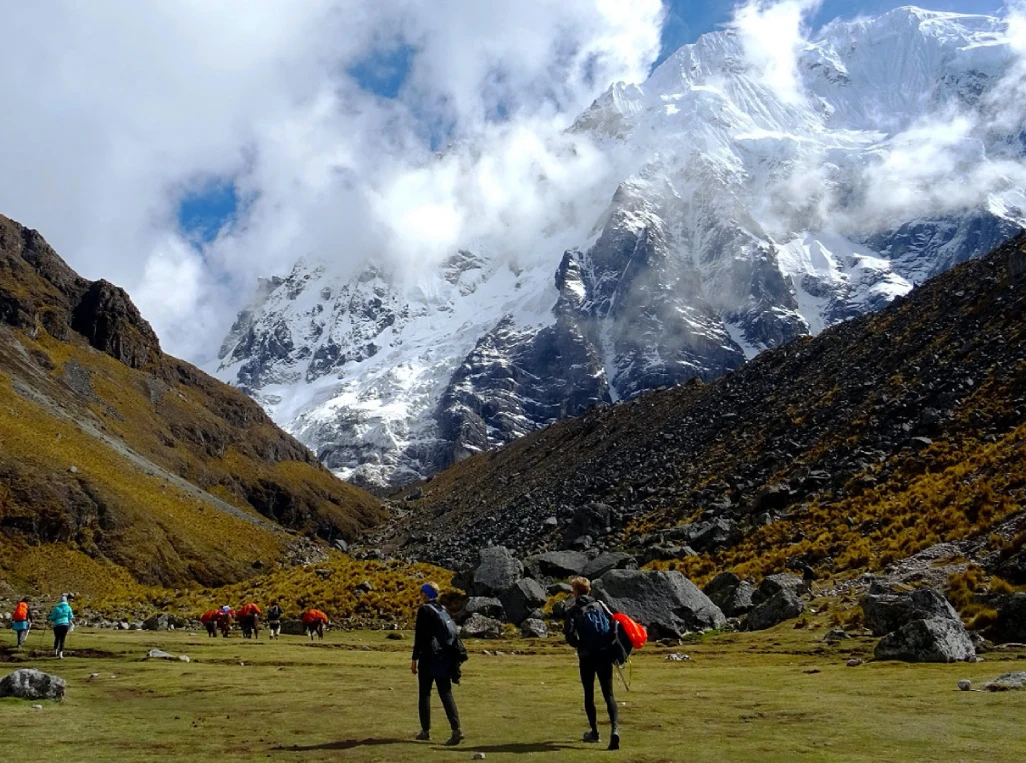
[420,583,439,600]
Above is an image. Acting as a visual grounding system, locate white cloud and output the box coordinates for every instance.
[0,0,663,362]
[729,0,822,104]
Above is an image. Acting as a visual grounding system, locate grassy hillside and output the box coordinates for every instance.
[387,233,1026,580]
[0,213,385,593]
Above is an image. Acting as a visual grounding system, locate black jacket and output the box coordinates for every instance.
[563,595,615,659]
[412,601,454,678]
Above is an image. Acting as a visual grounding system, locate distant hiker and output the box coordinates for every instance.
[798,564,816,597]
[564,577,620,750]
[411,582,464,746]
[267,601,284,639]
[11,598,32,648]
[301,609,329,640]
[238,603,261,639]
[200,609,220,637]
[47,594,74,659]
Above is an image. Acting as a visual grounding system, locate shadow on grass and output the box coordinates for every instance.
[466,741,578,754]
[274,738,413,752]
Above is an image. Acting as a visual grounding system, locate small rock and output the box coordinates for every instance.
[146,649,176,660]
[88,673,100,680]
[473,753,487,760]
[68,466,78,474]
[32,704,43,710]
[957,679,972,691]
[386,633,404,640]
[179,655,190,663]
[666,653,691,662]
[847,658,863,667]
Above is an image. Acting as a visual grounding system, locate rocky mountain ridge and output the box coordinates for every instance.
[0,214,385,592]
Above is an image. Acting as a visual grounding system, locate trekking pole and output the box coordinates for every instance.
[614,662,630,693]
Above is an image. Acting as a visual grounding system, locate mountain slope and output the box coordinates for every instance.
[380,233,1026,577]
[0,214,385,593]
[216,7,1026,488]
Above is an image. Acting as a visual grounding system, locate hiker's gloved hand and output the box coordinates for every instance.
[411,660,418,675]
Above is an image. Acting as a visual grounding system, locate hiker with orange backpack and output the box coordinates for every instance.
[11,598,33,648]
[563,576,649,751]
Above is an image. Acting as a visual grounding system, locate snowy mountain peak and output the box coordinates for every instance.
[215,6,1025,487]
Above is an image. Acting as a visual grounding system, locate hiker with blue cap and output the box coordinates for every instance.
[411,581,465,746]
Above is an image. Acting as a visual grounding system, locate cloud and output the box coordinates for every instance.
[0,0,663,363]
[729,0,823,104]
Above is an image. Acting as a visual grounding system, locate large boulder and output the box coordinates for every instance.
[454,597,505,625]
[989,593,1026,644]
[874,618,976,663]
[524,551,589,581]
[860,588,960,637]
[499,578,548,625]
[996,549,1026,585]
[520,618,548,639]
[459,614,504,640]
[747,588,805,631]
[470,546,523,596]
[703,572,756,617]
[752,573,802,606]
[581,552,638,580]
[592,569,725,640]
[0,669,66,701]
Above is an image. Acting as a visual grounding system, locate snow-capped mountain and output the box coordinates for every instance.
[215,7,1026,488]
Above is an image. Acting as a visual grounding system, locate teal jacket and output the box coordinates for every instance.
[47,602,74,626]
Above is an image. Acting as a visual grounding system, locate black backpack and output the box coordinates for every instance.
[428,603,469,665]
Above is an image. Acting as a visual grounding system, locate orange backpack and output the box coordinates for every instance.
[612,612,648,649]
[13,602,28,622]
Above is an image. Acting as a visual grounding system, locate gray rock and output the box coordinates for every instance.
[460,614,504,640]
[592,569,725,639]
[146,649,177,660]
[990,593,1026,644]
[455,597,506,625]
[752,573,802,605]
[520,618,548,638]
[984,671,1026,691]
[702,572,756,617]
[0,670,66,701]
[861,588,960,637]
[665,652,690,661]
[562,503,613,547]
[547,582,573,597]
[822,627,852,643]
[957,679,972,691]
[524,551,589,581]
[874,618,976,663]
[581,552,638,580]
[471,547,524,596]
[499,578,548,625]
[747,588,806,631]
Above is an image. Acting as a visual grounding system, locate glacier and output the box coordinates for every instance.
[214,7,1026,488]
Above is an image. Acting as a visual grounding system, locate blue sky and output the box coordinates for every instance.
[177,0,1005,243]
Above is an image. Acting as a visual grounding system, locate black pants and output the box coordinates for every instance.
[418,669,460,733]
[53,625,69,653]
[579,654,618,734]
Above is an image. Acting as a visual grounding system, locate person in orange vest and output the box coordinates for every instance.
[11,598,32,648]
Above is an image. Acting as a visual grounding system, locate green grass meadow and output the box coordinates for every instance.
[2,622,1024,762]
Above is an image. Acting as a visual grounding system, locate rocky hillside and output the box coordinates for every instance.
[0,214,385,593]
[381,233,1026,586]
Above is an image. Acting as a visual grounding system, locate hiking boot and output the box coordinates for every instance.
[57,652,64,660]
[608,733,620,751]
[445,730,465,746]
[583,730,600,743]
[415,730,430,741]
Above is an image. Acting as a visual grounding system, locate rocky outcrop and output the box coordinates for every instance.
[581,552,638,580]
[0,669,66,701]
[469,547,524,597]
[874,618,976,663]
[524,551,589,581]
[989,593,1026,644]
[592,569,725,640]
[459,613,503,640]
[985,672,1026,691]
[747,589,805,631]
[860,588,961,637]
[454,597,505,625]
[498,579,548,626]
[520,618,548,638]
[703,572,755,618]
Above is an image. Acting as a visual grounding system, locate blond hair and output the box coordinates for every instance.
[569,577,591,596]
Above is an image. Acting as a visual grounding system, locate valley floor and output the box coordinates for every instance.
[2,620,1024,762]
